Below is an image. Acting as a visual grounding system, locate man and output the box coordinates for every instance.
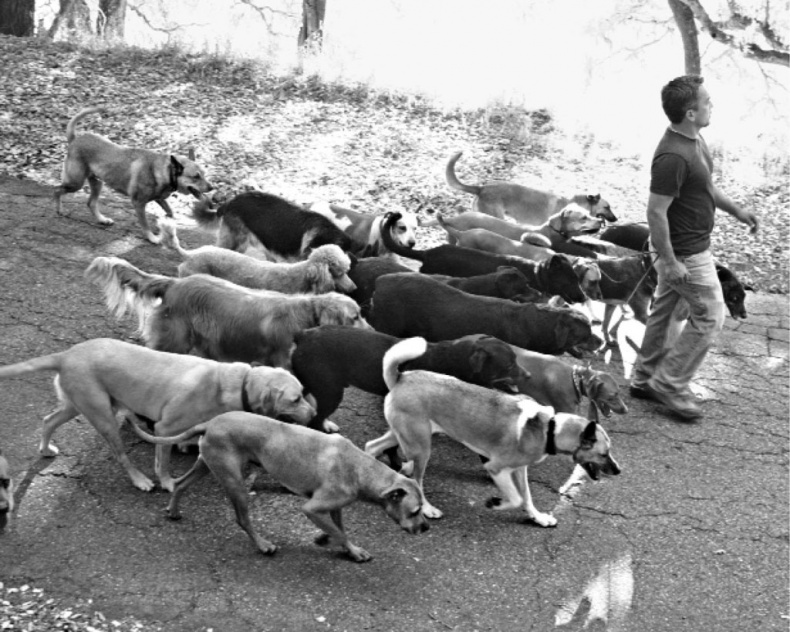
[630,76,758,421]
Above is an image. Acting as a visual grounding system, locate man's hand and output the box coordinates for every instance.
[658,257,689,285]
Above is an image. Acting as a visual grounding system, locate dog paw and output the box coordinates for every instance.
[346,544,373,563]
[146,232,162,245]
[314,533,330,546]
[527,511,557,528]
[421,503,443,519]
[322,420,340,433]
[256,539,278,556]
[38,443,59,457]
[132,474,156,492]
[485,496,502,509]
[165,507,182,521]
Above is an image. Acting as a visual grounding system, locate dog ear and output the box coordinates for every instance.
[581,420,598,445]
[170,155,185,177]
[587,194,601,204]
[380,486,407,503]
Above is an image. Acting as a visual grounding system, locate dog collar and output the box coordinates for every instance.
[549,225,569,240]
[545,417,557,455]
[241,373,255,413]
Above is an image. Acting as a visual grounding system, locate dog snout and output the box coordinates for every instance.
[336,275,357,294]
[604,456,621,476]
[404,517,430,534]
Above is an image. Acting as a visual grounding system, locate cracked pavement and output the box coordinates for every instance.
[0,175,787,631]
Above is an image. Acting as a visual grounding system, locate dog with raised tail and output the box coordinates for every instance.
[54,107,213,244]
[445,151,616,225]
[129,412,428,562]
[365,337,621,525]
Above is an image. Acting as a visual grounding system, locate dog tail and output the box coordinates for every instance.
[382,337,428,391]
[84,256,175,334]
[159,219,193,260]
[0,352,65,379]
[191,196,220,229]
[129,417,210,445]
[65,106,104,143]
[434,213,462,246]
[445,151,481,197]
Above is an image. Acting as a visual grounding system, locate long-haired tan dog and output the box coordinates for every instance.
[0,339,315,492]
[86,256,370,369]
[130,412,428,562]
[365,337,620,526]
[159,219,356,294]
[54,107,214,243]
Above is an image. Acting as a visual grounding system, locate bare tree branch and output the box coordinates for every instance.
[678,0,789,66]
[127,1,208,35]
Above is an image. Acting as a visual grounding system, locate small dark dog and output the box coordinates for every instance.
[370,273,602,356]
[291,326,528,432]
[192,191,353,261]
[380,225,586,303]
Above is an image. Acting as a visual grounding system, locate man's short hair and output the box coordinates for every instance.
[661,75,704,124]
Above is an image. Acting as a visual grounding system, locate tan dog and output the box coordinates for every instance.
[160,220,356,294]
[0,339,315,492]
[131,412,428,562]
[86,256,370,369]
[54,107,214,244]
[446,151,615,225]
[0,449,14,531]
[365,338,621,526]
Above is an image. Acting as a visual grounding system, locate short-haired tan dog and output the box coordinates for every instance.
[54,107,214,244]
[0,449,14,531]
[130,412,429,562]
[446,151,616,225]
[0,339,315,492]
[365,337,620,526]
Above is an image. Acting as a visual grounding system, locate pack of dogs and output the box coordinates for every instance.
[0,107,749,561]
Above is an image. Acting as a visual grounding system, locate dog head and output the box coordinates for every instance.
[553,309,603,357]
[0,449,16,531]
[556,415,620,481]
[583,193,617,223]
[383,211,418,249]
[716,264,749,319]
[546,255,587,303]
[466,335,530,393]
[317,294,371,329]
[571,259,602,301]
[579,366,628,417]
[170,153,214,202]
[550,204,604,237]
[246,367,316,425]
[494,266,541,302]
[307,245,356,294]
[380,478,430,535]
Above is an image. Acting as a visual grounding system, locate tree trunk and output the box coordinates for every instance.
[668,0,701,74]
[48,0,93,40]
[99,0,126,40]
[0,0,35,36]
[298,0,326,51]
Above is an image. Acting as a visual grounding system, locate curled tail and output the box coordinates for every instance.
[435,213,462,245]
[159,219,193,260]
[0,353,64,379]
[65,106,104,143]
[445,151,481,196]
[129,416,210,445]
[84,256,175,334]
[382,337,428,391]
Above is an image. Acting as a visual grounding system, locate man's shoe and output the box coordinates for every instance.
[643,383,703,421]
[629,384,653,400]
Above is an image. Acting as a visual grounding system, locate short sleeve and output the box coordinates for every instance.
[650,153,688,198]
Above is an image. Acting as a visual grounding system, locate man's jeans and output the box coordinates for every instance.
[632,249,725,395]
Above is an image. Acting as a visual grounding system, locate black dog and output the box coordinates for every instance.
[599,222,749,319]
[370,273,602,356]
[192,191,353,261]
[291,326,528,432]
[380,222,585,303]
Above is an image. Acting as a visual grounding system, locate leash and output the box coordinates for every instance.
[623,251,659,306]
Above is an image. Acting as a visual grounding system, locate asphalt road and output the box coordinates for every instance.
[0,176,787,632]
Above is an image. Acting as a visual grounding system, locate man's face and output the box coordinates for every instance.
[689,85,712,128]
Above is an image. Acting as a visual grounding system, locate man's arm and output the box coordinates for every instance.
[646,192,689,284]
[712,185,759,233]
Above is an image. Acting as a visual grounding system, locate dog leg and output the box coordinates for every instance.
[39,402,80,457]
[302,503,372,563]
[87,175,113,226]
[154,444,176,493]
[364,430,400,459]
[155,199,174,218]
[558,464,588,495]
[166,455,211,520]
[132,199,161,244]
[485,466,556,527]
